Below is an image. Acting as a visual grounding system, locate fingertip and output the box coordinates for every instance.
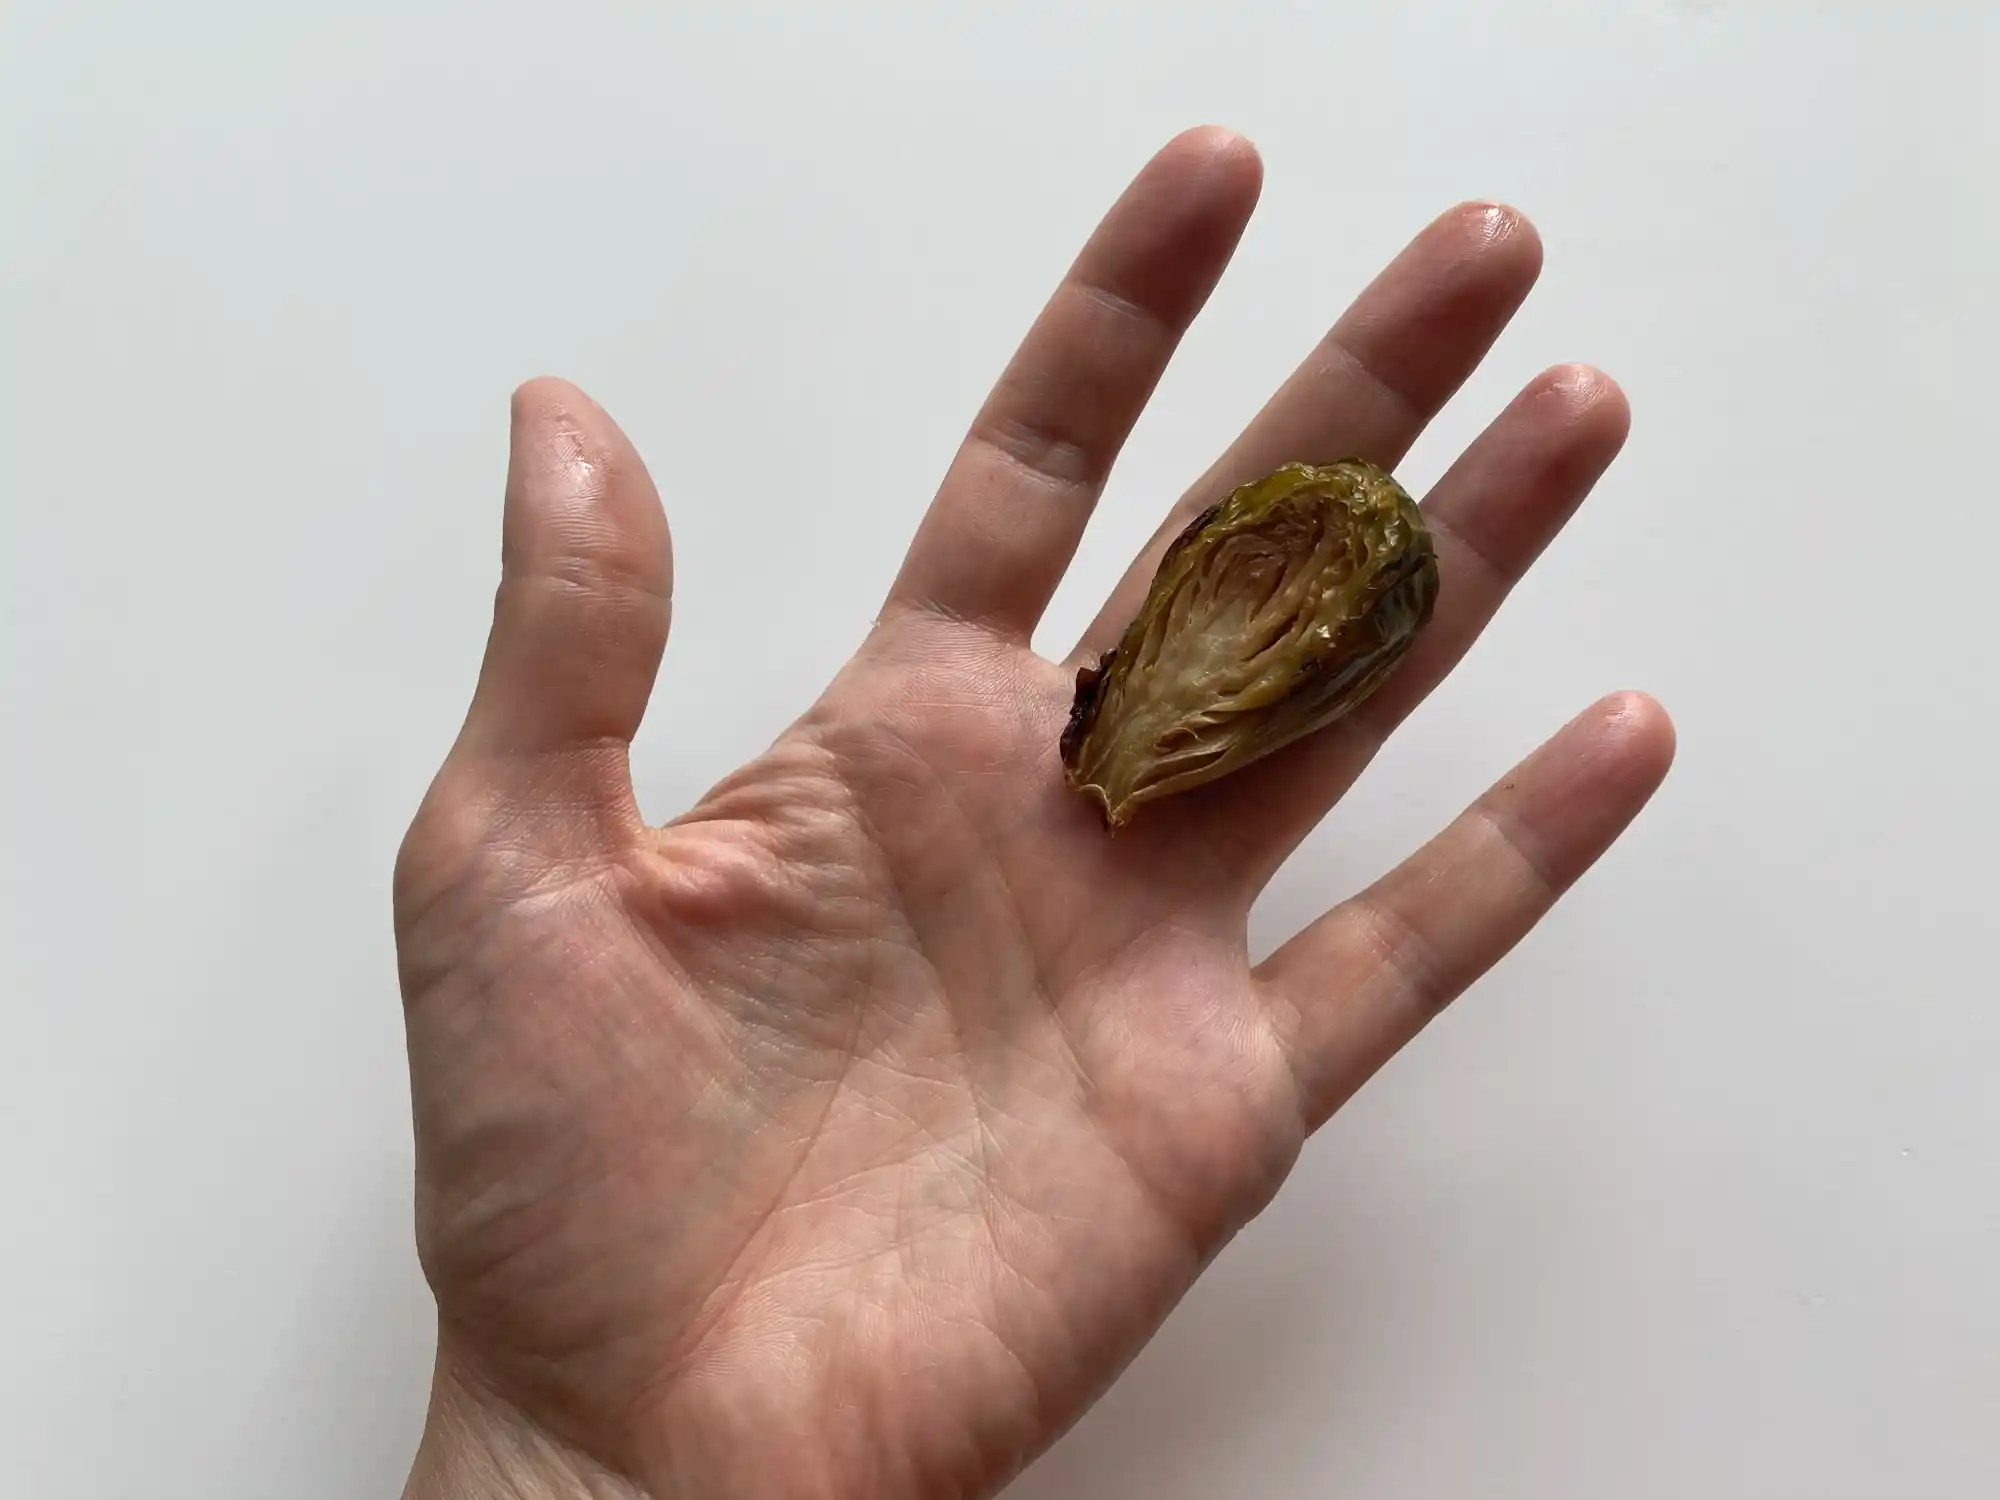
[1165,123,1262,167]
[1337,199,1542,400]
[1532,363,1632,451]
[1439,200,1543,281]
[510,376,620,459]
[511,373,584,419]
[1213,131,1266,216]
[1483,693,1676,882]
[466,377,673,763]
[1148,125,1266,229]
[1184,123,1265,190]
[1592,689,1677,782]
[1522,692,1676,837]
[507,376,651,482]
[501,375,667,565]
[1540,360,1623,405]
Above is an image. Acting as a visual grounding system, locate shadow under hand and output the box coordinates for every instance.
[1003,1151,1405,1500]
[1001,1115,1573,1500]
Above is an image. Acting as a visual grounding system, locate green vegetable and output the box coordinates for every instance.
[1060,459,1438,828]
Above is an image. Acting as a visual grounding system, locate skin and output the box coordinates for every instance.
[395,127,1676,1500]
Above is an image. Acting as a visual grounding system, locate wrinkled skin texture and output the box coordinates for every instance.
[1062,459,1439,826]
[396,129,1675,1500]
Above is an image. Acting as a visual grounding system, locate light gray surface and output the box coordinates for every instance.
[4,3,1996,1496]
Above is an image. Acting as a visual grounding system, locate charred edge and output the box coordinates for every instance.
[1415,551,1440,626]
[1157,501,1224,577]
[1059,650,1115,770]
[1389,547,1441,629]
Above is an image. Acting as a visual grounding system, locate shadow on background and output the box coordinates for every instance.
[1002,1157,1431,1500]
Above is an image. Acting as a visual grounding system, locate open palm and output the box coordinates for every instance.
[394,129,1673,1500]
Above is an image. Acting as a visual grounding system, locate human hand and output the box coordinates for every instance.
[394,127,1673,1500]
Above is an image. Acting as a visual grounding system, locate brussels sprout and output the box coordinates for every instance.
[1060,459,1438,828]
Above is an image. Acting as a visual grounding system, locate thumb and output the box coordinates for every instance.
[454,377,672,798]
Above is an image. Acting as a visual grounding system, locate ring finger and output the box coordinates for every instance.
[1191,362,1633,886]
[1068,199,1543,667]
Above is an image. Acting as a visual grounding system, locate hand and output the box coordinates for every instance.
[394,127,1673,1500]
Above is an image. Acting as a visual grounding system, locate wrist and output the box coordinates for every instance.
[402,1334,652,1500]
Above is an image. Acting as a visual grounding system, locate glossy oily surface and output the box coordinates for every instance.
[1061,460,1436,826]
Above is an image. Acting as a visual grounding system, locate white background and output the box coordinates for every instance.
[5,3,1997,1496]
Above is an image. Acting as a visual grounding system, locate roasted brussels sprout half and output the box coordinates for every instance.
[1060,459,1437,828]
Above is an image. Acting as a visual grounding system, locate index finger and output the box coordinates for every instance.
[886,127,1263,640]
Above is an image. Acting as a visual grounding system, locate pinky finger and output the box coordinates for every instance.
[1258,692,1676,1128]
